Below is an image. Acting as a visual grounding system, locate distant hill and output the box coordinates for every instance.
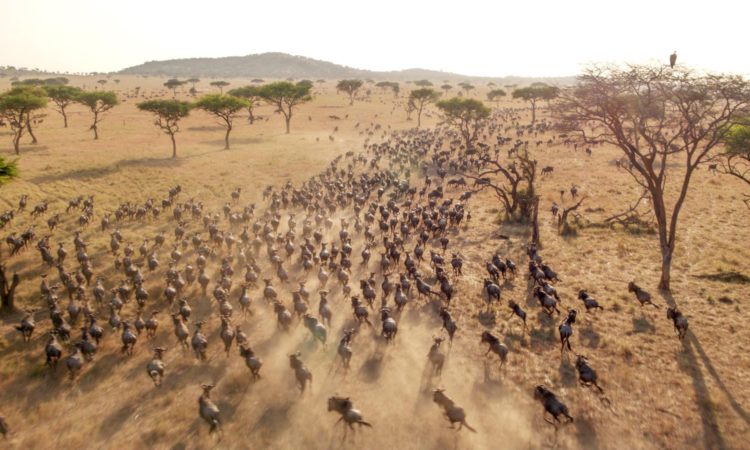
[118,52,575,85]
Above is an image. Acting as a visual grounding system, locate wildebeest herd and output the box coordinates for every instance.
[0,112,689,445]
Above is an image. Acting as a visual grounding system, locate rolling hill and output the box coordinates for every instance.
[118,52,574,85]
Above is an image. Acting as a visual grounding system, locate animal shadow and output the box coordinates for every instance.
[558,359,577,386]
[631,315,656,334]
[358,351,385,383]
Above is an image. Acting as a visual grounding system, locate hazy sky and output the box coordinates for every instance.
[1,0,747,77]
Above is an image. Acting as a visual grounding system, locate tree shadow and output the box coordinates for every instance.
[688,333,750,427]
[678,333,728,449]
[660,289,746,450]
[200,137,264,147]
[186,125,225,132]
[2,145,51,155]
[28,157,184,184]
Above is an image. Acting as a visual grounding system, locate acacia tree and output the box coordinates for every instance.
[513,83,559,124]
[337,79,363,106]
[210,81,230,94]
[409,88,440,128]
[376,81,399,97]
[137,100,192,158]
[556,64,750,290]
[414,80,433,87]
[258,81,312,133]
[441,84,452,95]
[228,86,261,123]
[458,82,475,96]
[405,98,416,121]
[164,79,185,98]
[487,88,507,106]
[8,80,47,143]
[716,117,750,208]
[76,91,118,139]
[44,85,82,127]
[0,86,48,154]
[436,97,490,153]
[12,77,67,87]
[194,94,249,149]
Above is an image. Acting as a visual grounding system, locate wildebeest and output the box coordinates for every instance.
[534,385,573,425]
[432,389,477,432]
[327,396,372,430]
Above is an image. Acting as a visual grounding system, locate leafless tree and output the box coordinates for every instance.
[558,197,587,235]
[556,64,750,290]
[465,147,538,221]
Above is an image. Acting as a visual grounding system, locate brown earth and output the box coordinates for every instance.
[0,76,749,450]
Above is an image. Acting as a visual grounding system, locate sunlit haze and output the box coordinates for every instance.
[2,0,748,77]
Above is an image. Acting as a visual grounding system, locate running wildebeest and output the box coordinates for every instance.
[534,385,573,425]
[432,389,477,432]
[327,396,372,430]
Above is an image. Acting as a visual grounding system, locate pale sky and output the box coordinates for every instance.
[1,0,747,77]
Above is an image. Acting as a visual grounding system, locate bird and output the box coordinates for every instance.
[670,51,677,69]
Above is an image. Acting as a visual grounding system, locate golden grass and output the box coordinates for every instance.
[0,75,749,449]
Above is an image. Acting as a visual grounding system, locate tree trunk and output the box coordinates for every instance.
[531,196,541,249]
[13,130,22,155]
[62,109,68,128]
[26,115,37,144]
[417,108,422,128]
[170,133,177,158]
[530,100,537,124]
[0,265,20,311]
[224,125,231,149]
[659,246,672,291]
[285,116,291,134]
